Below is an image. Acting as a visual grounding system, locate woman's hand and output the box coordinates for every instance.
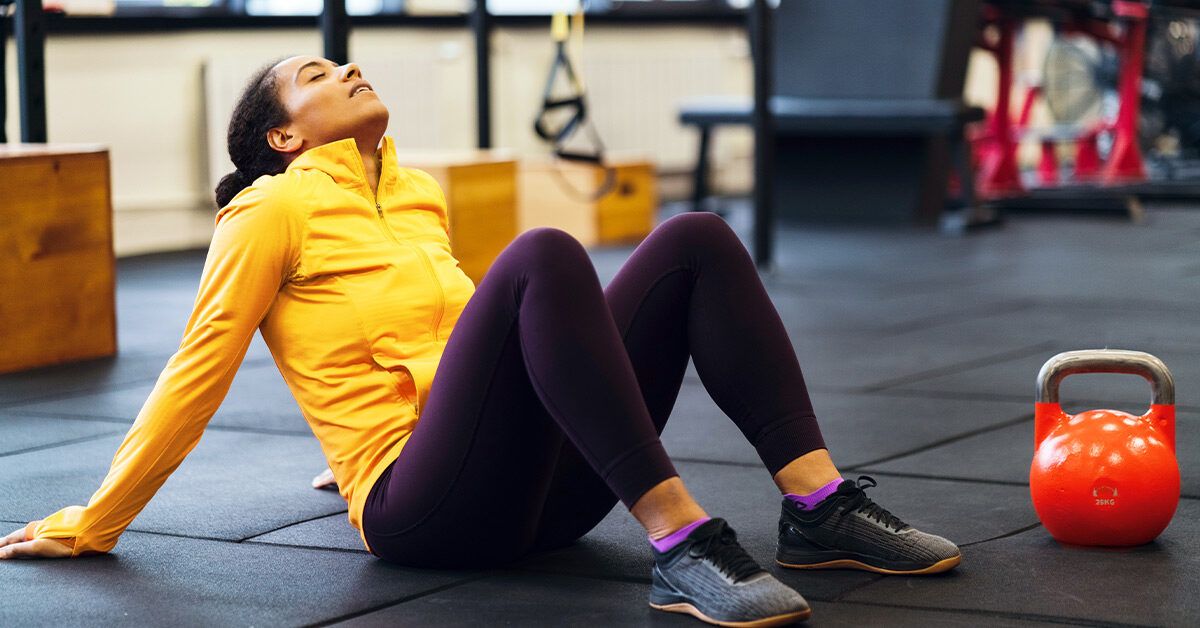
[311,467,338,491]
[0,523,72,559]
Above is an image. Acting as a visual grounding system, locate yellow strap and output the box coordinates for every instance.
[551,12,569,42]
[570,2,586,90]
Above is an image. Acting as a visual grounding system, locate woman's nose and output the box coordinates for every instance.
[340,63,361,81]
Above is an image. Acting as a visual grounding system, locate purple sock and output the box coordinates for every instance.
[649,517,712,552]
[785,478,844,510]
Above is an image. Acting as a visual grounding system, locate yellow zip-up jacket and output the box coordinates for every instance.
[26,136,477,555]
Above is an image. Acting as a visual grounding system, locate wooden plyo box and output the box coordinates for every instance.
[519,157,657,247]
[395,151,518,285]
[0,144,116,374]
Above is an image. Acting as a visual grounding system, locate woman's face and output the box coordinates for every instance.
[267,55,390,158]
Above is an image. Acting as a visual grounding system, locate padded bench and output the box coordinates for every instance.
[678,96,986,217]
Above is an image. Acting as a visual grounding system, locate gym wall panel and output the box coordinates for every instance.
[4,25,752,257]
[492,26,753,178]
[201,29,478,206]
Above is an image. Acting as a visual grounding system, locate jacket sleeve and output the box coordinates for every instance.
[26,182,304,556]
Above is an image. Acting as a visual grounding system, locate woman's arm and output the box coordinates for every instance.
[4,183,304,559]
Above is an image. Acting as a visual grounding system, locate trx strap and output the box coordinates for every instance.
[533,6,616,201]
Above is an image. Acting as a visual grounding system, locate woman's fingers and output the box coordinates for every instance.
[0,523,71,559]
[0,538,71,559]
[0,526,29,548]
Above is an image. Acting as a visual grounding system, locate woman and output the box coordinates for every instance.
[0,56,960,626]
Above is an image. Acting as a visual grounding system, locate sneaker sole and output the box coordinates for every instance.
[650,601,812,627]
[776,553,961,575]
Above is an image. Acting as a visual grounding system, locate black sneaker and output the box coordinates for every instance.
[776,476,961,575]
[651,518,811,627]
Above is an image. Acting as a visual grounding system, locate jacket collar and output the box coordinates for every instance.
[286,135,398,201]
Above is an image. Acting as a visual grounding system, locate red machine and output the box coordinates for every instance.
[974,1,1151,199]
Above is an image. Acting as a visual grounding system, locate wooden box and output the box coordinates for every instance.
[0,144,116,374]
[395,151,518,284]
[518,157,657,247]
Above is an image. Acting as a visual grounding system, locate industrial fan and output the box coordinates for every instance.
[1043,15,1200,159]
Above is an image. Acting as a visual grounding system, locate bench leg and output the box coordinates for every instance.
[953,133,976,211]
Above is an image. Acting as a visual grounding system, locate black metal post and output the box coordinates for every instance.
[1,1,9,143]
[749,0,773,268]
[691,126,711,212]
[321,0,349,64]
[16,0,46,143]
[470,0,492,149]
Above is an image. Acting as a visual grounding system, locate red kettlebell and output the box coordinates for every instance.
[1031,349,1180,546]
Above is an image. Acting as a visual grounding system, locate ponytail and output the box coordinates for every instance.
[215,58,291,209]
[215,169,255,208]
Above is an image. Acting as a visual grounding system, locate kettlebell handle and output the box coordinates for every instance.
[1036,349,1175,405]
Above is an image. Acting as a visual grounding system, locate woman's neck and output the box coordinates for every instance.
[360,148,381,199]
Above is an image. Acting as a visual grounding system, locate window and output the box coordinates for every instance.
[242,0,405,16]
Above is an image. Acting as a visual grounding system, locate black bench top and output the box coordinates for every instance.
[678,97,985,135]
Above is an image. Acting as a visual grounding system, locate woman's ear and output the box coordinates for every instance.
[267,126,302,155]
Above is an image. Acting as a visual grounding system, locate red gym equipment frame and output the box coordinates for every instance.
[974,0,1149,201]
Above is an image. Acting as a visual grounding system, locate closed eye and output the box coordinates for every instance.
[309,73,325,82]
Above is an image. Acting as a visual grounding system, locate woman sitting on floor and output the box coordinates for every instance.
[1,56,960,627]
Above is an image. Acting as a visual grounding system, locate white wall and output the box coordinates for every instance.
[4,24,753,257]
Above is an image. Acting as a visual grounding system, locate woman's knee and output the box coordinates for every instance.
[651,212,745,259]
[515,227,588,256]
[489,227,594,282]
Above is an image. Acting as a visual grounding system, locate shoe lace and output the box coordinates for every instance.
[843,476,908,532]
[690,522,762,582]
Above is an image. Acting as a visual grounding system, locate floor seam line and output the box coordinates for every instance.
[860,386,1200,412]
[0,518,357,550]
[305,573,493,627]
[842,470,1029,488]
[826,600,1155,628]
[870,299,1039,337]
[0,357,275,410]
[960,522,1043,547]
[240,540,369,555]
[240,510,350,542]
[858,341,1059,392]
[841,412,1033,469]
[0,431,125,459]
[1,410,314,437]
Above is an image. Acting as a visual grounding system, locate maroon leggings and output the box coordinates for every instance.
[361,212,825,567]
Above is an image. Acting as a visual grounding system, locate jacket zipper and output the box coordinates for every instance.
[365,168,446,342]
[374,202,401,245]
[412,243,446,341]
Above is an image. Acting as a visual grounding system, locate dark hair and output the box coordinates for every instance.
[214,58,291,208]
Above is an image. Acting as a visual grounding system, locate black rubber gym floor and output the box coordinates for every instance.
[2,202,1196,626]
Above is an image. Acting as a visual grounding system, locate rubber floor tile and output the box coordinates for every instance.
[0,530,472,626]
[893,346,1200,410]
[0,414,124,457]
[6,362,310,434]
[0,353,178,408]
[661,382,1029,468]
[0,430,346,541]
[337,572,699,627]
[841,501,1200,626]
[803,601,1067,627]
[249,511,366,552]
[517,461,1036,602]
[864,414,1200,498]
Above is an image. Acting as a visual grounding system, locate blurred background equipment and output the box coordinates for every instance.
[0,144,116,374]
[974,0,1200,213]
[681,0,987,249]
